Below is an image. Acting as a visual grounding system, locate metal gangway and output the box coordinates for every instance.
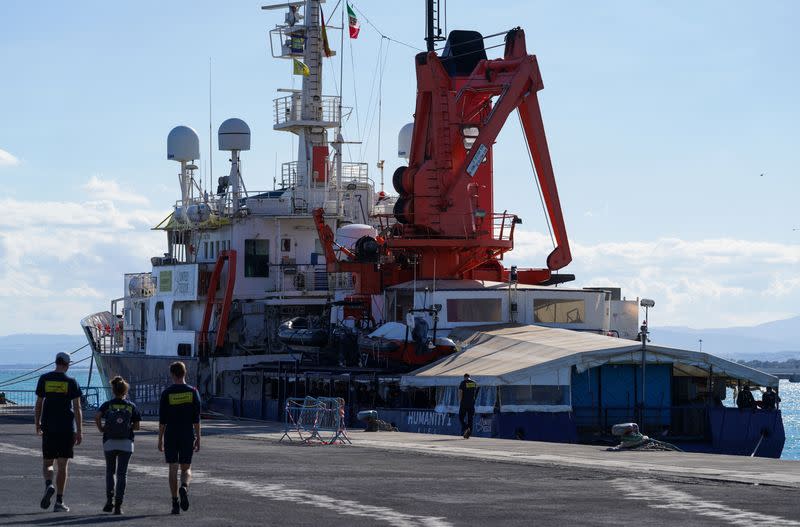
[280,396,350,445]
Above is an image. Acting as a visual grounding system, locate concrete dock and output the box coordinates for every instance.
[1,415,798,526]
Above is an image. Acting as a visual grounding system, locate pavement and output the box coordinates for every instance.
[1,415,799,526]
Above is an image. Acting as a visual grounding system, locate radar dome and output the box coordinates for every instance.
[398,123,414,159]
[218,118,251,151]
[167,125,200,162]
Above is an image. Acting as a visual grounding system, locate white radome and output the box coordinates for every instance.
[397,122,414,159]
[218,118,251,151]
[167,125,201,162]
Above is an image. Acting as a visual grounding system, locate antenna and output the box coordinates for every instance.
[208,57,213,194]
[424,0,445,52]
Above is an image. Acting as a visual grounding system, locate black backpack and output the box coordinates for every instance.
[105,403,133,439]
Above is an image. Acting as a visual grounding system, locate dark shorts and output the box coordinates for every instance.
[42,432,75,459]
[164,429,194,465]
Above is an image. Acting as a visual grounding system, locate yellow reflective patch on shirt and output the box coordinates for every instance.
[465,381,477,389]
[44,381,68,394]
[168,392,193,405]
[110,404,130,411]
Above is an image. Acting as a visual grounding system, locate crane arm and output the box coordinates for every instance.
[444,29,571,270]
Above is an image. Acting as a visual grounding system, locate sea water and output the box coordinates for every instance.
[2,368,798,460]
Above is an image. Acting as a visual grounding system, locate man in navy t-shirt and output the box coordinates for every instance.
[158,361,201,515]
[34,352,83,512]
[458,373,478,439]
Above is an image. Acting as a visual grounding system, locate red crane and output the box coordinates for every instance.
[315,27,572,314]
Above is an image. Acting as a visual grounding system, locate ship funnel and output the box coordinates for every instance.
[398,123,413,160]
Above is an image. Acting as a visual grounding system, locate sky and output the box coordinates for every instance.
[0,0,798,335]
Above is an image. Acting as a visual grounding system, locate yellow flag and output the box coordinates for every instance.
[293,58,310,76]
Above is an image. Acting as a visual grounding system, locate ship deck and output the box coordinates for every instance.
[0,415,798,525]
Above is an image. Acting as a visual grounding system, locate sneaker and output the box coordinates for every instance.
[40,485,55,509]
[103,496,114,513]
[464,427,472,439]
[53,502,70,512]
[113,501,123,515]
[179,486,190,511]
[171,500,180,515]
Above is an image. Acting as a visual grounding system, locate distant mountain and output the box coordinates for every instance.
[652,316,800,361]
[0,334,88,366]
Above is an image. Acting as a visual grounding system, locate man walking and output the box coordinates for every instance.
[34,352,83,512]
[760,386,781,410]
[158,361,201,515]
[458,373,478,439]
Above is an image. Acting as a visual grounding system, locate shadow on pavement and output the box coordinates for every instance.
[0,513,157,525]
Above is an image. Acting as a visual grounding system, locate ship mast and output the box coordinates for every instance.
[298,0,325,197]
[263,0,350,216]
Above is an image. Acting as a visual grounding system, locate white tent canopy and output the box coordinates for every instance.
[400,324,778,388]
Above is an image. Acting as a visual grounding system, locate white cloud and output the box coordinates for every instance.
[0,148,20,167]
[83,174,150,205]
[507,231,800,328]
[0,176,167,334]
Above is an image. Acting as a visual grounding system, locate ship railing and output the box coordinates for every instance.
[332,162,371,187]
[81,314,125,355]
[273,94,342,128]
[572,405,711,440]
[269,263,352,292]
[279,161,370,190]
[130,379,173,413]
[375,210,519,241]
[267,25,307,60]
[0,388,101,415]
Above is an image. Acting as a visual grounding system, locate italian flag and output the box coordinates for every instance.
[347,2,360,39]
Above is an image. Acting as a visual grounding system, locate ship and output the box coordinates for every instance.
[80,0,785,457]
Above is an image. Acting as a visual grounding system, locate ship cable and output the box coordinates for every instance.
[432,30,511,52]
[0,343,90,389]
[349,3,424,52]
[360,37,391,162]
[0,346,92,389]
[517,111,556,250]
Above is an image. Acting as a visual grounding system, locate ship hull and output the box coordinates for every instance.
[92,352,198,413]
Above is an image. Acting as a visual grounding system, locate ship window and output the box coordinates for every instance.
[281,238,292,252]
[533,298,585,324]
[155,301,166,331]
[446,298,502,323]
[172,301,190,328]
[499,385,570,407]
[245,239,270,278]
[215,241,220,256]
[177,343,192,357]
[203,242,208,260]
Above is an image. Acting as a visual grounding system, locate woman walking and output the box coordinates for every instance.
[94,376,141,515]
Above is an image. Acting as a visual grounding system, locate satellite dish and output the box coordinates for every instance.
[167,126,200,162]
[218,118,251,151]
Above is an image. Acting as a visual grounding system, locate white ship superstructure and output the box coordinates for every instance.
[81,0,384,404]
